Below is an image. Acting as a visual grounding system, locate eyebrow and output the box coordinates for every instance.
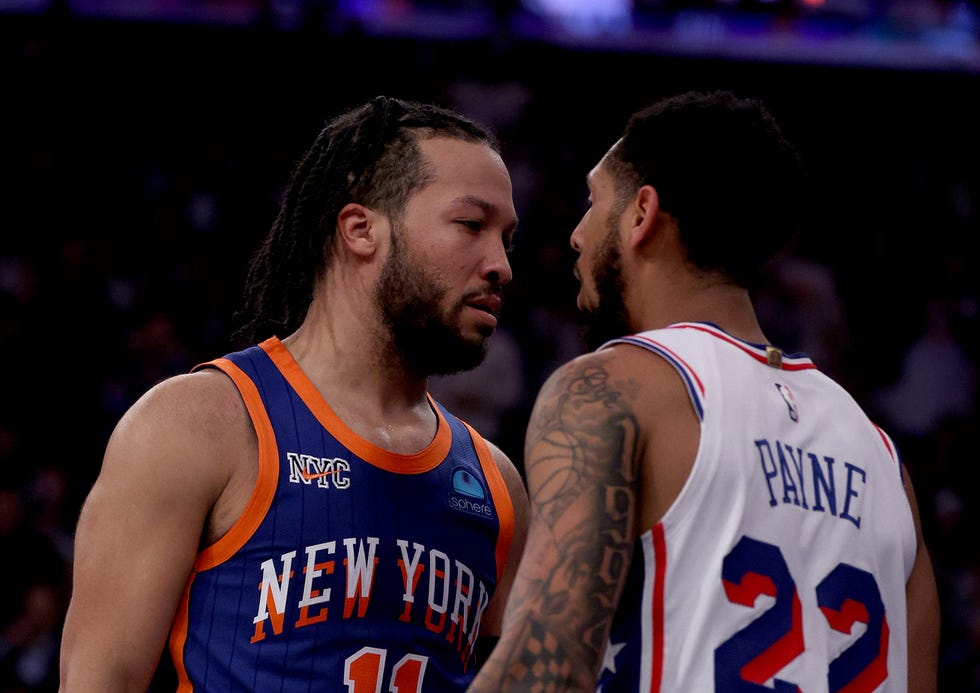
[452,195,495,213]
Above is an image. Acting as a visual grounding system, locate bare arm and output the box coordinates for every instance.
[902,463,941,693]
[470,350,642,692]
[59,370,249,692]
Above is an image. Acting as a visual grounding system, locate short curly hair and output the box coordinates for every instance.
[607,90,804,287]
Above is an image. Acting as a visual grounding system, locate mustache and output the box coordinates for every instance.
[463,286,503,302]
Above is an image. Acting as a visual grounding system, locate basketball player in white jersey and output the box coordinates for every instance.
[469,90,940,692]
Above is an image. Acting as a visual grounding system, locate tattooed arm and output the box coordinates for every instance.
[468,347,646,692]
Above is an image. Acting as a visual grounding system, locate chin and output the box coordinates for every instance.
[577,293,597,314]
[431,339,489,376]
[474,324,495,339]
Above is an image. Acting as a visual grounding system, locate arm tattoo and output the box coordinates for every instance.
[495,357,641,689]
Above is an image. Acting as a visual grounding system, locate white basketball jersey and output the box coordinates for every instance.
[595,322,916,693]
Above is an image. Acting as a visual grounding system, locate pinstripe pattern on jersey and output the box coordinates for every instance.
[167,337,514,692]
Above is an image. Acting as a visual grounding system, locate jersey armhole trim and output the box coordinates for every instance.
[193,357,280,570]
[462,420,515,584]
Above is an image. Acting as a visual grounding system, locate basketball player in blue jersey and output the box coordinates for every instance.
[470,90,940,692]
[59,96,529,692]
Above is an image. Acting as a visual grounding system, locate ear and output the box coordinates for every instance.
[336,203,381,258]
[627,185,660,249]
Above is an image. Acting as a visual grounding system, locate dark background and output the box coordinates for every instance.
[2,0,979,689]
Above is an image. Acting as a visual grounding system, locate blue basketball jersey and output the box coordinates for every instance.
[168,337,516,692]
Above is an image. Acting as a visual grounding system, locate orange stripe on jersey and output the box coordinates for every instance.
[194,357,280,570]
[171,572,196,692]
[462,420,514,584]
[260,337,452,473]
[170,357,280,690]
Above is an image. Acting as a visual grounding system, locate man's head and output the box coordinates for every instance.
[372,135,517,376]
[572,90,803,349]
[236,97,517,374]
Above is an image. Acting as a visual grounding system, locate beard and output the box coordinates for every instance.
[375,229,489,377]
[581,221,632,353]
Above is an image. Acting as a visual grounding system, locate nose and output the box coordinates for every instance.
[570,218,585,253]
[484,238,513,287]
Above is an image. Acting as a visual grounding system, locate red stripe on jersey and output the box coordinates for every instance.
[672,323,817,371]
[651,523,667,693]
[872,424,897,463]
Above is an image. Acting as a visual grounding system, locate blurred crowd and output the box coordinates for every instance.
[2,7,979,691]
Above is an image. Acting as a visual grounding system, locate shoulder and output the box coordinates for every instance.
[537,343,686,414]
[118,368,249,442]
[102,369,253,497]
[525,347,649,452]
[527,346,695,478]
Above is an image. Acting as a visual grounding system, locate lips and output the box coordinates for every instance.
[467,294,502,317]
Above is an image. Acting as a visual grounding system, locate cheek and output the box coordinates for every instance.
[408,238,460,280]
[584,214,610,246]
[434,254,471,285]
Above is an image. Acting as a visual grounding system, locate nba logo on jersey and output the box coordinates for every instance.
[775,382,799,422]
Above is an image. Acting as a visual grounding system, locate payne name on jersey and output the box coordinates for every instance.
[755,437,869,528]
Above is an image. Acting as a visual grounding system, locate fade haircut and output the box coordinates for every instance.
[235,96,501,343]
[606,90,804,287]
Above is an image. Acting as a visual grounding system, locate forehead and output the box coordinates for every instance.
[417,137,510,187]
[587,154,617,200]
[412,137,516,217]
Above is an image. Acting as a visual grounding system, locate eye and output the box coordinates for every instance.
[459,219,483,231]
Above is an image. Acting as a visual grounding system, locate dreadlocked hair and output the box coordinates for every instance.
[233,96,500,343]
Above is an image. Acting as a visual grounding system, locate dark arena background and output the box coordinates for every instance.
[2,0,979,689]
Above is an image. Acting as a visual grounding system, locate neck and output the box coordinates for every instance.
[631,276,769,345]
[281,292,431,418]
